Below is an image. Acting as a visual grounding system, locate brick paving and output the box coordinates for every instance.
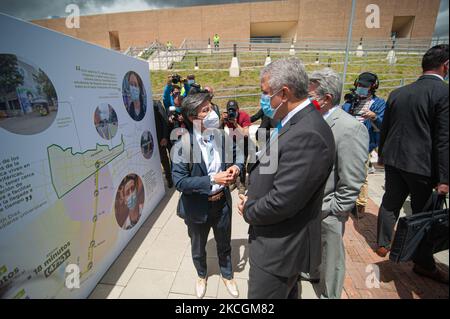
[342,198,449,299]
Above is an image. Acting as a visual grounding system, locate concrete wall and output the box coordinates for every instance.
[31,0,440,50]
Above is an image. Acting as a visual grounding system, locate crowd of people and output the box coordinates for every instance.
[151,44,449,299]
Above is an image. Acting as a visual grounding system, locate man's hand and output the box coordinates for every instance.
[222,112,228,120]
[238,194,248,217]
[226,165,240,181]
[160,138,168,147]
[437,184,449,195]
[213,171,234,186]
[363,110,377,121]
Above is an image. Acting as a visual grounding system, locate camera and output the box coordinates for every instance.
[188,83,204,95]
[171,74,181,84]
[168,106,183,128]
[227,109,237,121]
[226,100,239,122]
[344,89,362,115]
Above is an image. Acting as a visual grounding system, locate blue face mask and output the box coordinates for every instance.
[188,79,195,85]
[356,86,370,97]
[130,85,140,101]
[127,190,138,210]
[260,89,283,119]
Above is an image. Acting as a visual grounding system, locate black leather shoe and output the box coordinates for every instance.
[413,264,449,285]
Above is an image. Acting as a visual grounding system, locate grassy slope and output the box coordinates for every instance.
[149,51,423,115]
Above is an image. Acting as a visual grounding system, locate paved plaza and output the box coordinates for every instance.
[89,168,449,299]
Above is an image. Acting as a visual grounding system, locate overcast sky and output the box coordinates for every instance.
[0,0,270,19]
[434,0,449,36]
[0,0,448,37]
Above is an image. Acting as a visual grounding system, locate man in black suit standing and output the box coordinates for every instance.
[376,44,449,284]
[238,58,335,299]
[153,99,173,188]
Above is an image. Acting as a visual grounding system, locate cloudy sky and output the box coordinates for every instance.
[434,0,449,36]
[0,0,270,19]
[0,0,448,36]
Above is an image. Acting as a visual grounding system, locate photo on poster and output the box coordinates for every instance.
[122,71,146,122]
[0,53,58,135]
[94,103,118,140]
[140,130,154,159]
[114,174,145,230]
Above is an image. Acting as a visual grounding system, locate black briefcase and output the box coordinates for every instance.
[389,193,449,263]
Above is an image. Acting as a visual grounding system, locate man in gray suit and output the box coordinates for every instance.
[238,58,335,299]
[308,68,369,298]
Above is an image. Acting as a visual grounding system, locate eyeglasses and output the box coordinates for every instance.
[172,92,181,97]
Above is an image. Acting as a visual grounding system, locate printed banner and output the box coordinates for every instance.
[0,13,165,299]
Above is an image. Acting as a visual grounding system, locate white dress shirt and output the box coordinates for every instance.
[323,105,339,120]
[194,130,224,195]
[281,98,312,128]
[428,73,444,81]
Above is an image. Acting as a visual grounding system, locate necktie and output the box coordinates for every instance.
[270,121,283,141]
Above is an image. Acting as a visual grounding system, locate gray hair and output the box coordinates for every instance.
[181,92,211,120]
[260,58,309,99]
[309,68,343,106]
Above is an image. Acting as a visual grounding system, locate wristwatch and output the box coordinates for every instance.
[210,175,217,186]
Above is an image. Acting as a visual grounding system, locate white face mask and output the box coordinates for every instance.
[202,110,220,129]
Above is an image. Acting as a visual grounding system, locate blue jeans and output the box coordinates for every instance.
[186,198,233,280]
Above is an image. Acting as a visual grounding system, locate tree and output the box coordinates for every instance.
[33,69,57,105]
[0,54,24,101]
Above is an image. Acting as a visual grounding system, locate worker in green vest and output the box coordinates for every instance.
[213,34,220,51]
[166,41,173,51]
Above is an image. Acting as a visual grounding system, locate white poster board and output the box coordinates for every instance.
[0,13,165,299]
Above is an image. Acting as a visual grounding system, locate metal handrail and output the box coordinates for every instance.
[152,76,419,99]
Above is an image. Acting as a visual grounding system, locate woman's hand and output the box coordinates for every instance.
[213,171,235,186]
[226,166,240,182]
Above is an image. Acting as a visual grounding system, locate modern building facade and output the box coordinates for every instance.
[31,0,441,51]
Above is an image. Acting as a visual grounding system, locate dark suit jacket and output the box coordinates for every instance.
[244,103,335,278]
[172,130,244,224]
[379,75,449,185]
[153,100,169,142]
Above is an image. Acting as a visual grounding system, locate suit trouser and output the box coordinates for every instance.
[377,165,433,250]
[185,197,233,280]
[248,259,298,299]
[318,213,348,299]
[356,156,370,207]
[159,145,172,181]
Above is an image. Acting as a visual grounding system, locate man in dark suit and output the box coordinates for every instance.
[153,99,173,188]
[171,92,244,298]
[238,58,335,299]
[377,44,449,284]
